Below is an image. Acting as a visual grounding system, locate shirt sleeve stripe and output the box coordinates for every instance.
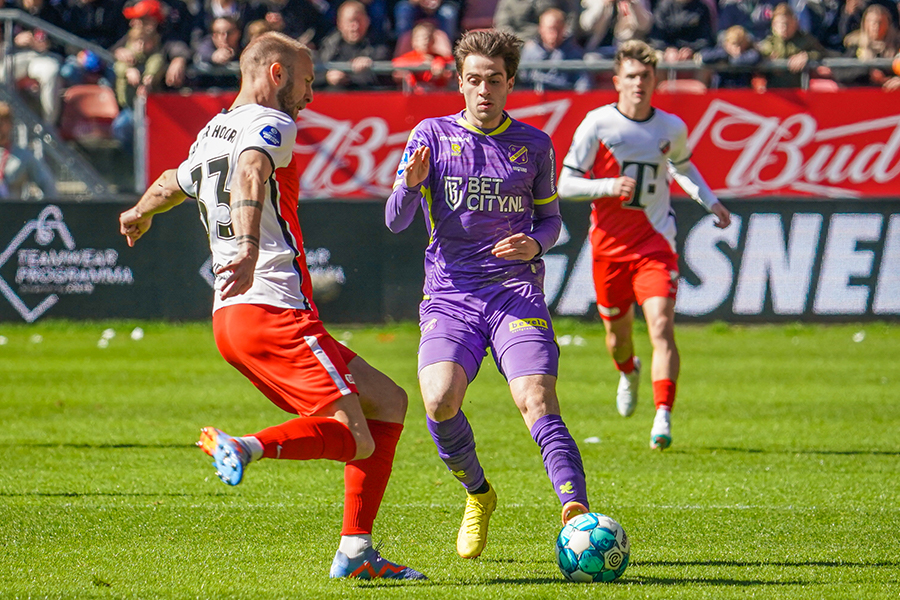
[534,192,558,205]
[241,146,276,174]
[562,164,586,174]
[671,154,692,166]
[176,177,195,199]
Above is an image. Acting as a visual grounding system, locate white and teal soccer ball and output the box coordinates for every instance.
[555,512,630,582]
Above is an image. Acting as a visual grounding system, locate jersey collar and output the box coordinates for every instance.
[455,111,512,136]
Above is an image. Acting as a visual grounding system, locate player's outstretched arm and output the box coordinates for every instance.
[119,169,187,247]
[216,149,272,300]
[386,146,430,233]
[557,166,630,200]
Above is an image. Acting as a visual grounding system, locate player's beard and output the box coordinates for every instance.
[276,71,296,117]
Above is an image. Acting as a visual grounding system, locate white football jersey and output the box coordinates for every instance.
[560,103,718,260]
[176,104,314,314]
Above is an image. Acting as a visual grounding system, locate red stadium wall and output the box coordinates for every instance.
[146,88,900,200]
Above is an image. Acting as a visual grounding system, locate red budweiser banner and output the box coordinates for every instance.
[146,88,900,199]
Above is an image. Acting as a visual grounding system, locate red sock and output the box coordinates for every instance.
[653,379,677,411]
[614,356,635,374]
[252,417,357,462]
[341,420,403,536]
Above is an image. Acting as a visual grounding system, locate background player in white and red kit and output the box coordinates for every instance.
[118,32,425,581]
[557,39,731,450]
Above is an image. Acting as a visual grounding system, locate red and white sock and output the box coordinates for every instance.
[614,355,636,374]
[653,379,677,411]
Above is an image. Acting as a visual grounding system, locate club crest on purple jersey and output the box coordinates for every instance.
[444,176,464,210]
[658,139,671,155]
[508,144,529,164]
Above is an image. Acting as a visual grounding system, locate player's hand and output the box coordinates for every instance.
[613,176,636,201]
[492,233,540,262]
[119,207,152,247]
[711,203,731,229]
[404,146,431,187]
[216,247,259,300]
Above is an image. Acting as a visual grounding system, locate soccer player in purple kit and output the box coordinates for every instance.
[385,29,591,560]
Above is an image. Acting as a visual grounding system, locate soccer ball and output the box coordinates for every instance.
[555,512,630,582]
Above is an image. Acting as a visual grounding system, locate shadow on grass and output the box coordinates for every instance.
[701,447,900,456]
[639,560,900,568]
[629,575,806,586]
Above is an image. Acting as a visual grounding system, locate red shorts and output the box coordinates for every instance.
[212,304,359,416]
[592,253,679,321]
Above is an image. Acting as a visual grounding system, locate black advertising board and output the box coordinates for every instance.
[0,199,897,323]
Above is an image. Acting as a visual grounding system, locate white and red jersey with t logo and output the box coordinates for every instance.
[559,103,719,262]
[175,104,316,316]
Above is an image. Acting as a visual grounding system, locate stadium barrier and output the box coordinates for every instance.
[1,199,897,323]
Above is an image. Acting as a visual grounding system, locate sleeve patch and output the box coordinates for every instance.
[259,125,282,147]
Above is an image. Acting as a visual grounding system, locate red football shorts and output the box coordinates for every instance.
[212,304,359,415]
[592,252,679,321]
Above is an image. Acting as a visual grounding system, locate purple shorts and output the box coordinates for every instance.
[417,280,559,382]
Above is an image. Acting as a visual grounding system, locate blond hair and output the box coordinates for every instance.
[614,39,658,73]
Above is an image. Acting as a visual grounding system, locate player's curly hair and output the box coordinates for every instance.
[614,40,658,73]
[454,29,523,80]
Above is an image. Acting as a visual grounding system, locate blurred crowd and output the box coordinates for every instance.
[2,0,900,136]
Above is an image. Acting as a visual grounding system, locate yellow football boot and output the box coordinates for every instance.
[456,481,497,558]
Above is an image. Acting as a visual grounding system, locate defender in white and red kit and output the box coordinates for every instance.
[558,40,732,450]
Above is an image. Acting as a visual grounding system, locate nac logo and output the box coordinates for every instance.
[444,176,464,210]
[509,318,548,332]
[508,144,528,164]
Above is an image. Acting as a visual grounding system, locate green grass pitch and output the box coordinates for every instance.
[1,319,898,599]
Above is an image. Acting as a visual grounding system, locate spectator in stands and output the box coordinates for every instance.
[806,0,844,51]
[112,25,167,151]
[262,0,333,47]
[718,0,812,44]
[837,0,900,48]
[649,0,716,63]
[758,2,830,88]
[885,51,900,90]
[62,0,130,49]
[392,20,453,92]
[198,0,266,34]
[394,0,460,43]
[60,0,129,85]
[3,0,64,124]
[244,18,276,45]
[0,102,58,199]
[118,0,201,90]
[697,24,762,88]
[318,0,392,89]
[493,0,578,43]
[578,0,653,58]
[519,7,591,91]
[113,1,190,90]
[836,4,900,85]
[192,15,243,87]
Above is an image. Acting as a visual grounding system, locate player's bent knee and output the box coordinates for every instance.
[352,431,376,461]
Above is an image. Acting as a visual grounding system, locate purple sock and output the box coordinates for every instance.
[530,414,589,508]
[426,411,486,492]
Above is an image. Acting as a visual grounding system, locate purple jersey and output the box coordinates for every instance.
[386,111,562,294]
